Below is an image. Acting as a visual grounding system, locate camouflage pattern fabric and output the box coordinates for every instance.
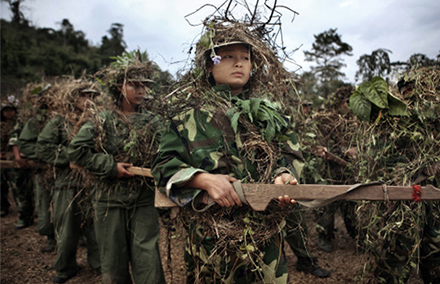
[68,108,165,283]
[152,84,304,283]
[19,116,54,237]
[8,121,34,223]
[1,115,17,213]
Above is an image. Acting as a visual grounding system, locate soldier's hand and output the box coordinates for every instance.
[275,173,297,206]
[116,163,136,178]
[187,173,242,208]
[16,157,30,169]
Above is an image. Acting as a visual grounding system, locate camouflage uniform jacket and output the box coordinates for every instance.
[67,108,163,208]
[36,115,80,189]
[18,115,49,161]
[7,120,23,149]
[1,117,17,156]
[152,84,304,206]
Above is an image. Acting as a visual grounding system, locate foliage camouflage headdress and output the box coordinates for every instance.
[95,51,155,105]
[46,76,102,141]
[169,0,301,115]
[13,81,55,125]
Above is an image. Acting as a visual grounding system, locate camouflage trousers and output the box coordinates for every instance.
[1,169,12,213]
[34,171,54,237]
[373,202,440,284]
[284,206,317,264]
[184,222,289,284]
[10,168,34,222]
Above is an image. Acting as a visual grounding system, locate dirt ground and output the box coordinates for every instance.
[1,194,425,284]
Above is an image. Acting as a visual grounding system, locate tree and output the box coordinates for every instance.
[391,52,440,77]
[58,19,89,52]
[100,23,127,66]
[355,48,392,83]
[407,53,437,69]
[2,0,29,26]
[304,28,353,98]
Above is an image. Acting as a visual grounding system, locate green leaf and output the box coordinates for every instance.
[361,77,389,109]
[245,244,256,252]
[240,100,250,113]
[256,108,271,121]
[265,121,276,142]
[387,92,408,116]
[31,86,42,95]
[349,91,372,121]
[199,33,210,48]
[230,112,241,134]
[250,98,261,118]
[226,108,235,119]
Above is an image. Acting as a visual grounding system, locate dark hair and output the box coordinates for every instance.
[1,105,17,121]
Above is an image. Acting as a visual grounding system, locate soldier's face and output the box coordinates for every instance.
[2,108,16,119]
[121,82,146,106]
[208,44,251,95]
[76,92,96,111]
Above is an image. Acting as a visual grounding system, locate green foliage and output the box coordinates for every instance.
[226,98,288,143]
[0,16,134,97]
[1,19,103,95]
[349,77,408,122]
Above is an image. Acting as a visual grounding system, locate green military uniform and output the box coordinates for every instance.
[67,108,165,284]
[152,85,305,283]
[1,108,17,216]
[18,115,55,245]
[37,115,100,279]
[8,120,34,227]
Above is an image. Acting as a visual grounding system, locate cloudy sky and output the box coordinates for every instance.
[1,0,439,82]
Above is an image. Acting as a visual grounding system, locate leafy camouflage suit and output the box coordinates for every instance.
[152,85,305,283]
[67,109,165,284]
[1,107,17,215]
[37,115,100,279]
[8,120,34,225]
[18,115,55,240]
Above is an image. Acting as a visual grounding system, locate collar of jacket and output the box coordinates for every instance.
[212,84,249,102]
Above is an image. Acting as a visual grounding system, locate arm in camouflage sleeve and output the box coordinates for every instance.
[67,120,118,179]
[273,128,305,181]
[7,120,23,148]
[36,116,69,167]
[18,118,39,160]
[152,118,206,206]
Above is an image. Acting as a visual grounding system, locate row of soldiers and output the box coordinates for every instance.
[1,77,103,282]
[298,68,440,283]
[1,9,439,283]
[1,54,333,284]
[2,64,440,284]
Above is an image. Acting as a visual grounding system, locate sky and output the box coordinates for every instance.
[1,0,439,83]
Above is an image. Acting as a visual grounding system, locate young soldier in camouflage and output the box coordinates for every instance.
[67,57,165,284]
[8,106,35,229]
[37,80,101,283]
[18,84,56,253]
[1,101,18,217]
[153,7,329,282]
